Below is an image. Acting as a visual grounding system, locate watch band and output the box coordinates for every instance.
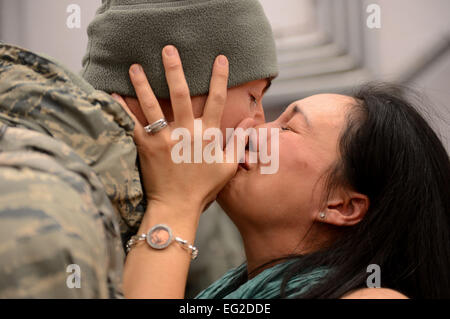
[126,224,198,260]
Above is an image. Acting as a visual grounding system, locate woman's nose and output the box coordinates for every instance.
[250,121,278,152]
[255,121,277,130]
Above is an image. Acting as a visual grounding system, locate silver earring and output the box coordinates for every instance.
[319,212,326,219]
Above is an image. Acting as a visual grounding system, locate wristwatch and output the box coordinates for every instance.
[126,224,198,260]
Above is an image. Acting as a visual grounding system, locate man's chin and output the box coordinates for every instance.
[217,180,233,206]
[217,185,230,203]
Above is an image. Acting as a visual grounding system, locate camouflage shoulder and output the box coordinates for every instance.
[0,125,124,298]
[0,43,146,239]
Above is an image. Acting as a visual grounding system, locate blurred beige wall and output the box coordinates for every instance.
[362,0,450,151]
[0,0,100,71]
[363,0,450,78]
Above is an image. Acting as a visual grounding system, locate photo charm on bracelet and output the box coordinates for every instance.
[126,224,199,260]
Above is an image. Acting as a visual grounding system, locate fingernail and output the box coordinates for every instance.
[131,64,142,75]
[111,93,119,100]
[218,55,228,66]
[164,45,176,56]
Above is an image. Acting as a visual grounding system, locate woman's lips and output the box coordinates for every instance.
[239,151,251,171]
[239,162,249,170]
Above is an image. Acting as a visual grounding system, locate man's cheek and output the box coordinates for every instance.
[221,111,243,130]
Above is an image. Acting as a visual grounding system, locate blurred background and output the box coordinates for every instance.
[1,0,449,297]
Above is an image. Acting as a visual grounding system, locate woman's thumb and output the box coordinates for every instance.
[224,118,256,164]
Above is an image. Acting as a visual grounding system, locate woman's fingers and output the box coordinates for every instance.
[129,64,165,125]
[203,55,229,128]
[162,45,194,126]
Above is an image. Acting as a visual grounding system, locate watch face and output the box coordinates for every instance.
[146,224,173,249]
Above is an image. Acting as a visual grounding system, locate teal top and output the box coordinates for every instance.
[195,260,328,299]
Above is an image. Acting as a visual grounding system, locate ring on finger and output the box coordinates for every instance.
[144,118,168,135]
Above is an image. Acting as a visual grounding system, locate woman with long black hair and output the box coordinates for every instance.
[117,46,450,299]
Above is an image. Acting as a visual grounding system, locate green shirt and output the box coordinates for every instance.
[196,259,328,299]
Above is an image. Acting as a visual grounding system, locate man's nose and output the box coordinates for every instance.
[252,104,266,126]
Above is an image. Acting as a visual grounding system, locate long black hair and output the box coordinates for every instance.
[235,83,450,299]
[283,83,450,298]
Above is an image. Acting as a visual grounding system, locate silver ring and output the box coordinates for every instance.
[144,118,168,134]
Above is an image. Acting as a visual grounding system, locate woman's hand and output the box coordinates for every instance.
[113,45,252,215]
[116,45,253,298]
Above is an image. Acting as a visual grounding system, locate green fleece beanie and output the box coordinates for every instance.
[81,0,278,99]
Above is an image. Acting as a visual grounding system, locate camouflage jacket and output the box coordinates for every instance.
[0,43,146,298]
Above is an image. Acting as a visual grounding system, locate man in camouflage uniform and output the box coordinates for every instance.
[0,43,147,298]
[0,41,247,299]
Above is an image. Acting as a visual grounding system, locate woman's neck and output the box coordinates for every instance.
[239,223,321,279]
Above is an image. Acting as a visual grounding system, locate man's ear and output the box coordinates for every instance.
[191,95,208,118]
[123,96,148,126]
[317,189,369,226]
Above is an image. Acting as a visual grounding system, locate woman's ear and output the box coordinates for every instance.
[316,189,369,226]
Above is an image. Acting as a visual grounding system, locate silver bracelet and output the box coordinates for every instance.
[126,224,198,260]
